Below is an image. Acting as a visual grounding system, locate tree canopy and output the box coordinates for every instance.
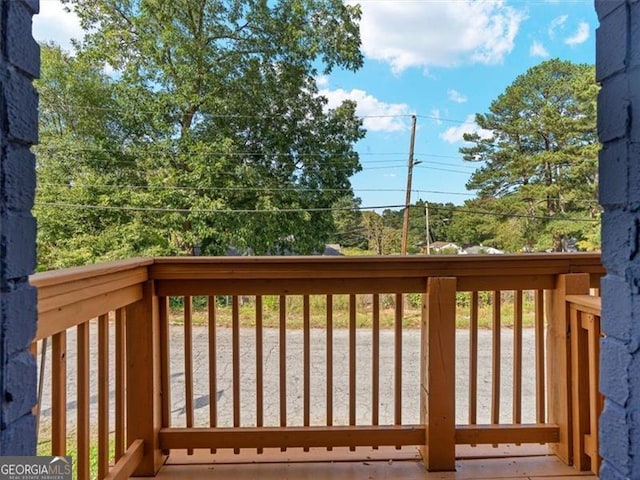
[460,59,599,251]
[36,0,366,269]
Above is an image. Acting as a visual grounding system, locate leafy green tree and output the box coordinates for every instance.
[37,1,366,267]
[330,196,366,248]
[461,59,598,251]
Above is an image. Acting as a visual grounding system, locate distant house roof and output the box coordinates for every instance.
[464,245,504,255]
[430,241,461,251]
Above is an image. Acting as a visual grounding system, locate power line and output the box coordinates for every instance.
[33,201,600,222]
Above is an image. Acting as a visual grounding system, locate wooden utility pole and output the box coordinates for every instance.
[401,115,417,255]
[425,202,431,254]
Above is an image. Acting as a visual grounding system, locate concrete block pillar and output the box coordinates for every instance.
[596,0,640,478]
[0,0,39,455]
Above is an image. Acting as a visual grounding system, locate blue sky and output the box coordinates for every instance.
[33,0,597,210]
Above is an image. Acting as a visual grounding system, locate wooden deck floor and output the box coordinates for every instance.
[144,445,599,480]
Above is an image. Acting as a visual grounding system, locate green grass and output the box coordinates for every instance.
[169,292,540,330]
[38,437,115,479]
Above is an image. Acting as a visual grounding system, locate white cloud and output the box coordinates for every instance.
[548,15,568,39]
[315,75,330,88]
[448,89,468,104]
[320,88,412,132]
[430,109,442,125]
[350,0,525,73]
[440,115,492,144]
[529,41,549,58]
[565,22,590,46]
[33,0,84,52]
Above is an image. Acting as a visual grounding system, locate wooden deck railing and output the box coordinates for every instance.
[30,258,155,480]
[30,254,604,476]
[567,292,603,475]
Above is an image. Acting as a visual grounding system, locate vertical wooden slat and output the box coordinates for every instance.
[394,293,403,428]
[256,296,264,454]
[98,314,110,479]
[77,323,90,480]
[115,309,126,462]
[232,296,240,454]
[546,273,590,464]
[469,292,478,428]
[535,289,546,424]
[51,331,67,456]
[159,297,171,434]
[571,306,590,471]
[372,294,380,429]
[326,295,333,428]
[184,296,194,456]
[326,295,333,452]
[349,295,357,451]
[491,291,501,429]
[303,295,311,452]
[279,296,287,452]
[208,296,217,454]
[586,312,602,474]
[513,291,523,428]
[421,277,456,472]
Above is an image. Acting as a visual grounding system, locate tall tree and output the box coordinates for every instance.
[460,59,598,251]
[37,1,365,267]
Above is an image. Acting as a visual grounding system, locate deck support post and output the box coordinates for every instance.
[545,273,590,466]
[420,277,457,471]
[126,280,165,475]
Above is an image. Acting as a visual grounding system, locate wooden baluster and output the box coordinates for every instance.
[115,308,127,462]
[513,291,523,445]
[349,294,357,451]
[232,296,240,454]
[372,293,380,449]
[208,296,217,454]
[98,313,110,479]
[395,293,403,429]
[535,290,546,424]
[469,292,478,432]
[279,296,287,451]
[491,291,501,439]
[303,295,311,452]
[184,297,194,455]
[326,295,333,451]
[585,312,602,473]
[51,331,66,456]
[77,324,90,480]
[158,297,171,456]
[256,296,264,454]
[421,278,456,471]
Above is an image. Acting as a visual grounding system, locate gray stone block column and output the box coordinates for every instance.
[0,0,39,454]
[597,0,640,478]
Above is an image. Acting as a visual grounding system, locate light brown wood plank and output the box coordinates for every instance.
[184,296,194,455]
[395,293,403,428]
[232,295,240,454]
[98,313,110,479]
[455,424,559,445]
[36,284,143,341]
[535,289,546,424]
[349,294,357,444]
[491,291,501,429]
[469,292,478,427]
[513,290,523,428]
[104,439,144,480]
[125,281,165,475]
[51,331,66,456]
[115,308,126,462]
[372,294,380,429]
[207,296,217,454]
[303,295,311,442]
[279,296,287,436]
[421,278,457,471]
[546,273,590,465]
[77,323,90,480]
[159,425,425,450]
[326,295,333,431]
